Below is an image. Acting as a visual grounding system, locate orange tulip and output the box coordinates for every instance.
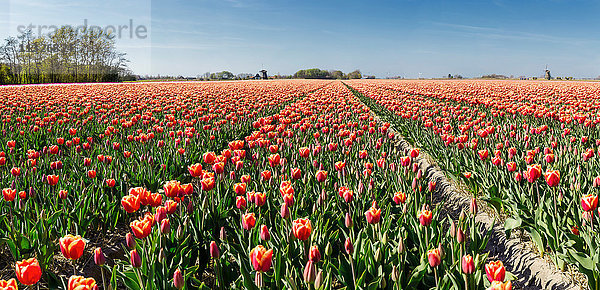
[46,174,59,186]
[121,194,140,213]
[242,213,256,230]
[418,209,433,226]
[488,281,512,290]
[250,245,273,272]
[188,163,203,177]
[131,218,153,239]
[292,218,312,241]
[15,258,42,285]
[60,234,86,260]
[68,275,97,290]
[364,206,381,224]
[485,261,506,282]
[393,191,406,204]
[2,188,16,202]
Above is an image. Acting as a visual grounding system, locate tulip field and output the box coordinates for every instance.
[1,79,598,289]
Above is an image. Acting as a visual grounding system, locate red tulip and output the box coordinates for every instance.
[477,149,489,161]
[250,245,273,272]
[316,170,327,183]
[234,182,247,195]
[130,249,142,268]
[87,170,97,179]
[0,279,17,289]
[393,191,406,204]
[344,238,353,254]
[581,194,598,212]
[418,209,433,226]
[188,163,203,177]
[94,248,106,266]
[427,248,441,267]
[59,234,86,260]
[201,177,215,191]
[292,218,312,241]
[210,241,220,258]
[242,213,256,230]
[485,261,506,282]
[526,164,541,183]
[544,170,560,187]
[10,167,20,177]
[47,175,59,186]
[173,269,184,289]
[410,148,420,158]
[260,225,270,241]
[364,205,381,224]
[2,188,16,202]
[236,196,247,209]
[203,151,217,164]
[15,258,42,285]
[309,245,321,262]
[130,218,152,239]
[106,179,116,188]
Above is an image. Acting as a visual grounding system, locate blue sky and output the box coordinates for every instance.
[1,0,599,78]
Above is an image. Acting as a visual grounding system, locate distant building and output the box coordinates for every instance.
[259,70,268,80]
[545,69,551,80]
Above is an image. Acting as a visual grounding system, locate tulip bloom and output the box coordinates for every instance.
[581,194,598,212]
[47,175,59,186]
[477,149,489,161]
[188,163,203,177]
[130,249,142,268]
[242,213,256,230]
[292,218,312,241]
[130,219,152,239]
[485,261,506,282]
[94,248,106,266]
[121,194,140,213]
[488,281,512,290]
[2,188,16,202]
[201,177,216,191]
[315,170,327,183]
[210,241,220,258]
[344,238,354,254]
[260,225,270,241]
[168,269,182,290]
[506,162,516,172]
[427,248,441,267]
[418,209,433,226]
[15,258,42,285]
[410,148,420,158]
[60,234,86,260]
[392,191,406,205]
[309,245,321,262]
[250,245,273,272]
[526,164,541,183]
[462,254,475,274]
[0,279,17,289]
[364,206,381,224]
[544,170,560,187]
[68,275,97,290]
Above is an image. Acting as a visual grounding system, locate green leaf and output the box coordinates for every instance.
[568,249,594,270]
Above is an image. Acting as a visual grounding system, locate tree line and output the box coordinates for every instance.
[294,68,362,79]
[0,26,131,85]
